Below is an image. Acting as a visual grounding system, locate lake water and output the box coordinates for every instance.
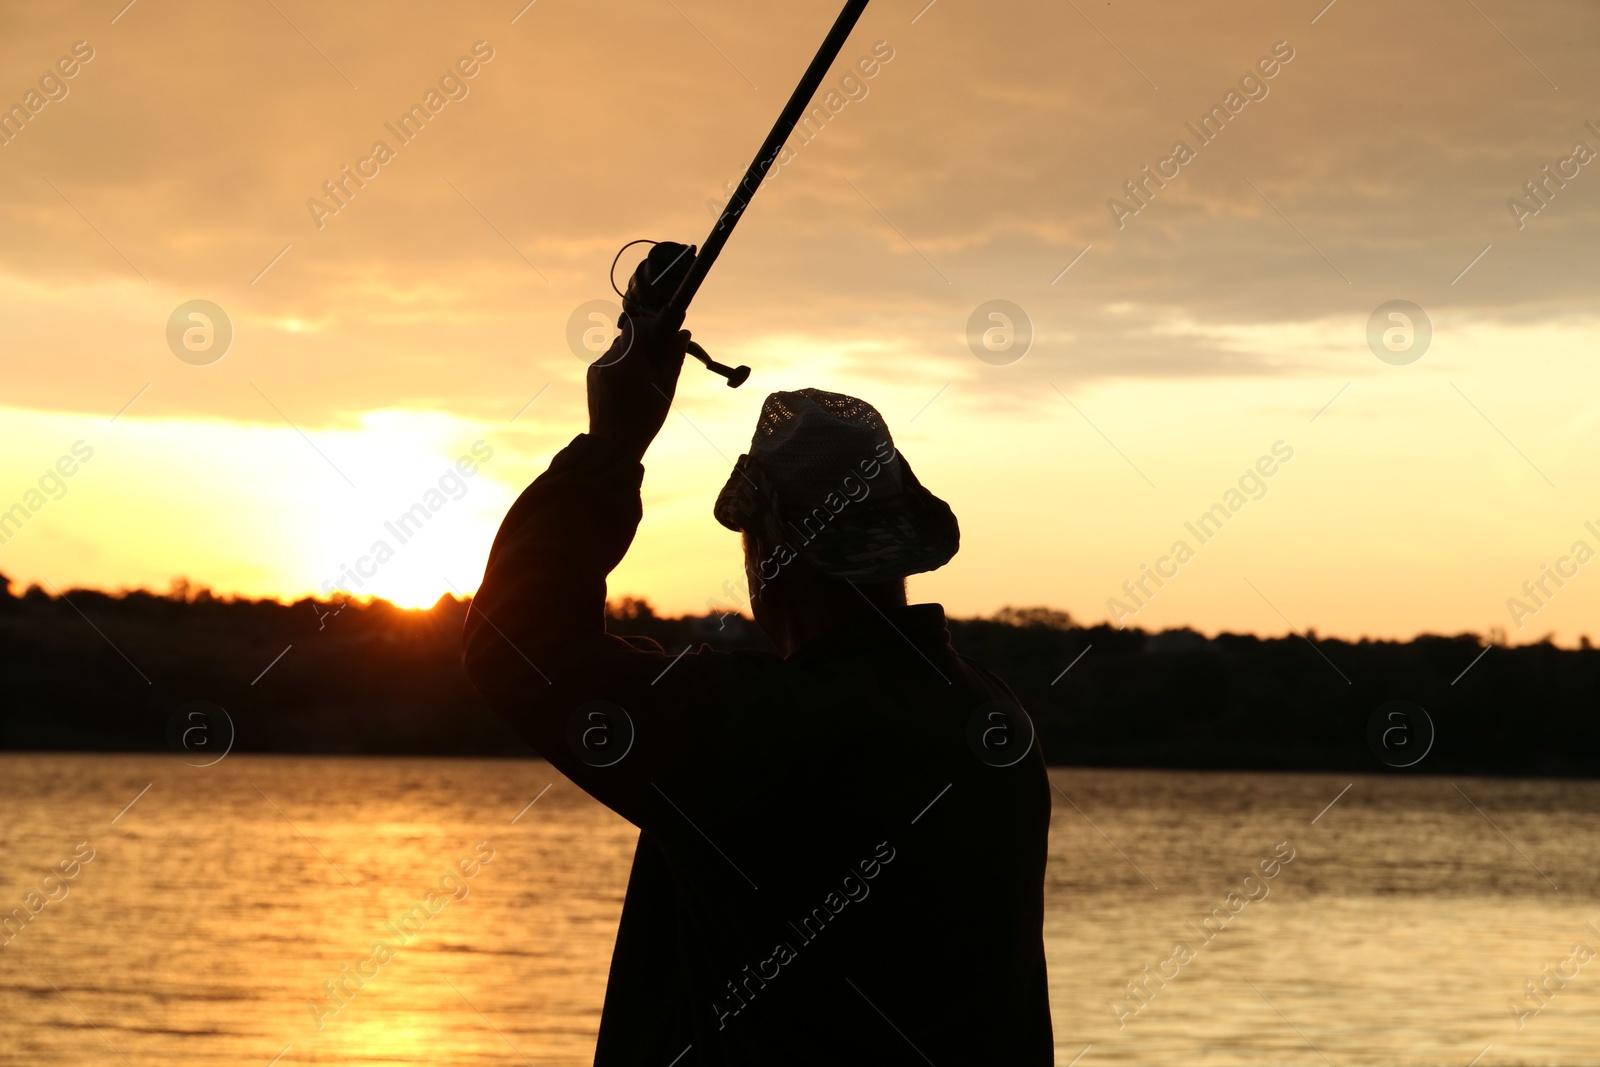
[1,754,1596,1066]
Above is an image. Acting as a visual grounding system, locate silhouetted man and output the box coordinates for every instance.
[463,313,1053,1064]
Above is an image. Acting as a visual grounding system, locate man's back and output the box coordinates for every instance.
[575,606,1054,1064]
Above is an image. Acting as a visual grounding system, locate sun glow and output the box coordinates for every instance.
[0,405,519,610]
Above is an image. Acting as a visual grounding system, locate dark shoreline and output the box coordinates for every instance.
[2,587,1596,778]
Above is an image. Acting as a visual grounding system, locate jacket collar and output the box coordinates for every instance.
[786,602,951,664]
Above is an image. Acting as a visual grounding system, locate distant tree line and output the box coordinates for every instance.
[1,574,1594,776]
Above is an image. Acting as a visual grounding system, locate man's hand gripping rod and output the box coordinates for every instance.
[613,0,871,388]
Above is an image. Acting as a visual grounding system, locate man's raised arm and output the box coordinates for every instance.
[460,315,706,792]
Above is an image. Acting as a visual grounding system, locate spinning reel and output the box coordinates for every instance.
[609,239,750,389]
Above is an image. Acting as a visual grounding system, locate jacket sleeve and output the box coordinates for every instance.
[461,432,788,838]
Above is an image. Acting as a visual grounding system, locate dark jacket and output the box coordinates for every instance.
[463,432,1054,1065]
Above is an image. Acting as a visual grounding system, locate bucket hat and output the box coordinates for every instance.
[712,389,960,582]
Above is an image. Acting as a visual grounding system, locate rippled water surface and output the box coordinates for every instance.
[2,755,1597,1065]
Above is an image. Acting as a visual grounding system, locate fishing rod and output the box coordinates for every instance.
[610,0,871,388]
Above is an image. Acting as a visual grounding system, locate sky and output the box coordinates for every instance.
[1,0,1598,644]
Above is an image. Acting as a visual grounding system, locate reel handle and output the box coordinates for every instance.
[686,340,750,389]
